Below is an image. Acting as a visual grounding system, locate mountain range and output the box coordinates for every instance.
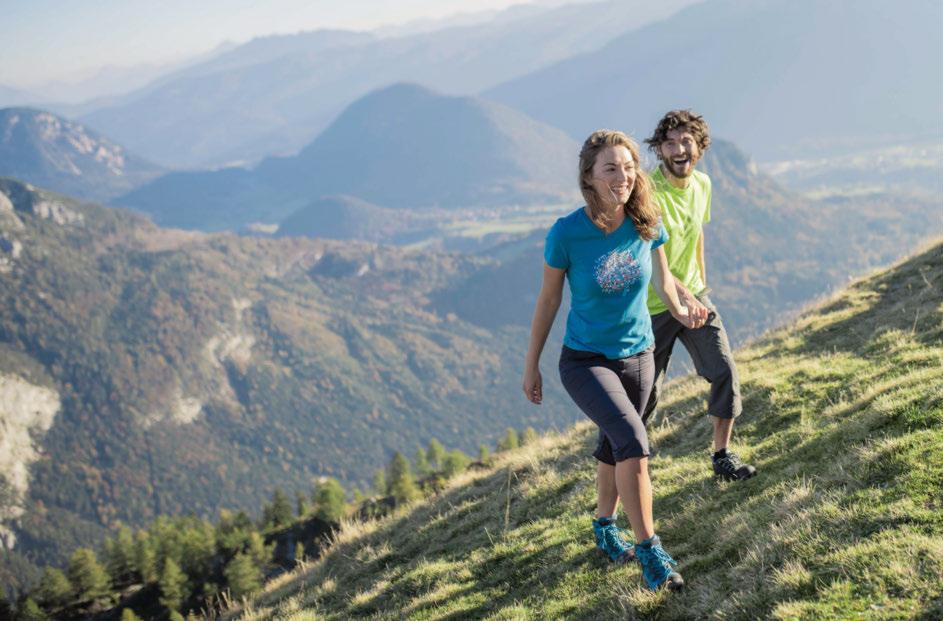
[485,0,943,160]
[0,85,38,108]
[117,83,579,230]
[0,108,164,203]
[75,0,695,168]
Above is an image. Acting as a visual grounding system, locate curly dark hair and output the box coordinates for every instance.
[645,109,711,154]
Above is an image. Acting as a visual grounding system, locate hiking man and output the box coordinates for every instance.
[592,110,757,562]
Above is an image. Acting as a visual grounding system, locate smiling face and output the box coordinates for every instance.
[658,127,701,180]
[588,145,636,210]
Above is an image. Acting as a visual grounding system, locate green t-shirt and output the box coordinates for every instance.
[646,166,711,315]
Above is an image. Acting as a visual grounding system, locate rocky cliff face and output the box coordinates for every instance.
[0,108,163,203]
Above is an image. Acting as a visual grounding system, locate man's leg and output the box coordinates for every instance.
[678,296,756,480]
[642,312,683,425]
[713,416,733,452]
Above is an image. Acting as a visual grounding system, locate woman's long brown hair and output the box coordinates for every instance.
[579,129,660,240]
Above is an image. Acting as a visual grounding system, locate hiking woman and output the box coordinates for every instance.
[522,129,704,591]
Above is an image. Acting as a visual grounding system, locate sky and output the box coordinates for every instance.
[0,0,558,88]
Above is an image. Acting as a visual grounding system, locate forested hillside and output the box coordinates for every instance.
[0,178,571,592]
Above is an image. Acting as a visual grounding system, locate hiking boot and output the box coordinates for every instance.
[634,535,683,591]
[712,450,757,481]
[592,517,635,564]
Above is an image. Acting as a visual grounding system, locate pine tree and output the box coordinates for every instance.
[178,518,216,578]
[414,447,430,476]
[521,427,539,446]
[427,439,446,471]
[34,568,72,611]
[67,548,110,605]
[223,553,262,600]
[372,468,387,496]
[246,531,270,566]
[388,452,420,505]
[216,510,253,555]
[133,531,158,584]
[158,557,187,613]
[313,477,347,522]
[352,488,365,504]
[497,427,519,452]
[442,449,471,478]
[13,598,47,621]
[262,488,294,530]
[478,443,491,465]
[296,490,309,517]
[105,525,136,585]
[120,608,142,621]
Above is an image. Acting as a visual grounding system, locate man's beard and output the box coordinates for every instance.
[663,155,696,178]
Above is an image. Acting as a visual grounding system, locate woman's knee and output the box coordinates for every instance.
[615,454,649,472]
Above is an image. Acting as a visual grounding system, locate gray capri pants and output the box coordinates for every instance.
[558,345,655,462]
[594,294,741,465]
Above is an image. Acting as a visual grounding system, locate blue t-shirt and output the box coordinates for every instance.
[544,207,668,359]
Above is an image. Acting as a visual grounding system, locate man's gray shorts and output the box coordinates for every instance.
[594,294,741,465]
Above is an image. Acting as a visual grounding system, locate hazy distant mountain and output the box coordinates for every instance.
[0,177,571,590]
[118,84,579,230]
[0,108,164,202]
[486,0,943,160]
[79,0,696,167]
[276,195,404,242]
[0,84,38,107]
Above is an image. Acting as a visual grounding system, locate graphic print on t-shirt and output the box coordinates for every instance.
[593,248,642,294]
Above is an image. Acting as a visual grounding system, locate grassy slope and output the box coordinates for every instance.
[231,239,943,620]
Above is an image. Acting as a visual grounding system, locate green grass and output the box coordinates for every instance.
[229,241,943,620]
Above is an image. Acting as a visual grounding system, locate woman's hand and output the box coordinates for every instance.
[522,366,543,404]
[670,305,699,330]
[677,284,710,328]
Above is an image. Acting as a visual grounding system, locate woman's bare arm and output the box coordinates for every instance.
[523,264,565,404]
